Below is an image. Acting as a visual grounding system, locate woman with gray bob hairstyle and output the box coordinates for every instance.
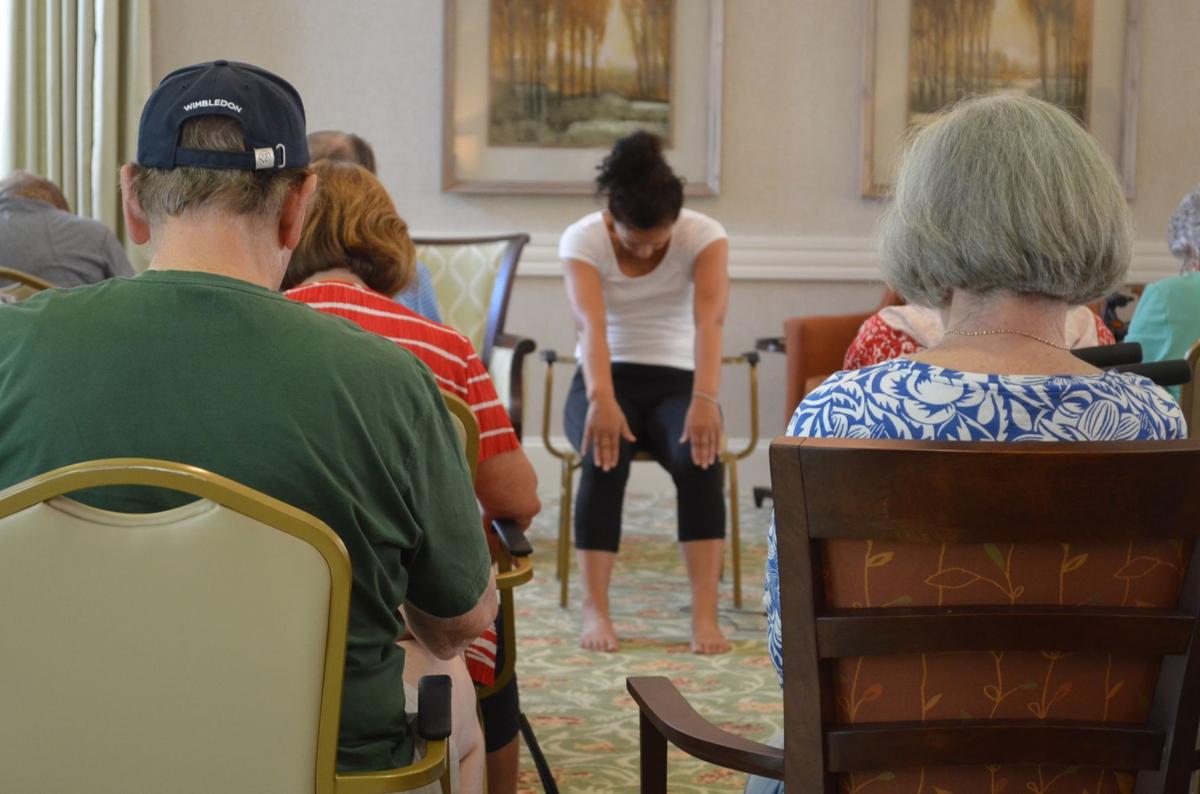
[758,96,1184,794]
[1126,186,1200,396]
[881,93,1131,308]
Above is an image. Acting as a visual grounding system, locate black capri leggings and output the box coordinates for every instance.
[564,363,725,552]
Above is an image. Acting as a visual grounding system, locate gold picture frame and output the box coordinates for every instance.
[442,0,724,195]
[861,0,1141,199]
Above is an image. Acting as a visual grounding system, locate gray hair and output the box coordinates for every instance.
[880,94,1132,307]
[1168,188,1200,266]
[129,116,309,225]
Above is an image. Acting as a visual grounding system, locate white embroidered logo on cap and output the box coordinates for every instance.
[182,98,243,114]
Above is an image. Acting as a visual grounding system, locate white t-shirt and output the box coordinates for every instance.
[558,209,727,371]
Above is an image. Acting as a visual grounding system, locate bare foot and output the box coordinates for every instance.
[691,619,731,654]
[580,604,620,652]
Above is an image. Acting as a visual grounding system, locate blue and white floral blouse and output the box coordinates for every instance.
[764,359,1186,684]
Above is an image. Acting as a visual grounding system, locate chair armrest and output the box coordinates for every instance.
[491,518,535,590]
[626,676,785,780]
[417,674,452,741]
[1072,342,1141,368]
[491,333,536,440]
[335,674,453,793]
[755,336,786,354]
[1110,359,1192,387]
[491,518,533,557]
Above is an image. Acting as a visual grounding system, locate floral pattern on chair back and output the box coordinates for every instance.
[416,241,509,355]
[825,537,1185,794]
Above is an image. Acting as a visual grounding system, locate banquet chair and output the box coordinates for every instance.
[539,350,761,609]
[416,235,536,438]
[629,437,1200,793]
[1182,340,1200,440]
[440,391,558,793]
[0,265,54,300]
[0,458,451,794]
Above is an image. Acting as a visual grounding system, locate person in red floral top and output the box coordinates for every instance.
[844,303,1114,370]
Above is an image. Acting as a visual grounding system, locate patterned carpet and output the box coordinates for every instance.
[511,492,781,793]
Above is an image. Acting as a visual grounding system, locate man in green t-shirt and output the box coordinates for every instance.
[0,61,496,786]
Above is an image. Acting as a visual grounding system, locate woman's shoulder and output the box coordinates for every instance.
[559,211,610,269]
[674,209,727,255]
[790,360,1186,441]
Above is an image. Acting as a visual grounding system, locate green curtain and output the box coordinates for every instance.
[2,0,151,257]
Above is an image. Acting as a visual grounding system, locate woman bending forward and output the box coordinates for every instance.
[560,131,731,654]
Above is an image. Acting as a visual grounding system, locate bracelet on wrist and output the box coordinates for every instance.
[692,390,720,407]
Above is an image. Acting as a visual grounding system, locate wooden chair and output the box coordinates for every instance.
[0,458,452,794]
[416,235,536,439]
[539,350,761,609]
[1181,340,1200,439]
[440,391,558,792]
[0,266,54,301]
[629,437,1200,793]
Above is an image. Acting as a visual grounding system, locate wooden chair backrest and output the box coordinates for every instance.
[772,437,1200,794]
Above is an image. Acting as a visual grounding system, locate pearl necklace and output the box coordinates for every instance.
[944,328,1069,351]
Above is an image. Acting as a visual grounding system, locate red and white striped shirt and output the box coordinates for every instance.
[286,279,519,686]
[285,280,520,463]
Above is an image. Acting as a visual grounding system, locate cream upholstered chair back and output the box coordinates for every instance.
[441,389,481,478]
[415,234,537,440]
[0,459,351,794]
[414,234,528,365]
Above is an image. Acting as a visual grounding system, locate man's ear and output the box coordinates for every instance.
[119,164,151,245]
[279,172,319,251]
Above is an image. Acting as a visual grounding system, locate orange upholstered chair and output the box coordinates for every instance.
[777,289,902,422]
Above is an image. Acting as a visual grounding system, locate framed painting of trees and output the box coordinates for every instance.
[862,0,1140,198]
[442,0,723,194]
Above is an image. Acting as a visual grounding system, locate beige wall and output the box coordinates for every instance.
[150,0,1200,463]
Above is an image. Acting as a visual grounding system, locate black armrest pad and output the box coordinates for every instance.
[491,519,533,557]
[755,336,786,353]
[1110,359,1192,387]
[416,674,453,741]
[1072,342,1141,367]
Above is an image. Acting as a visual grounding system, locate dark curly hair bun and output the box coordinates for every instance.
[596,131,684,230]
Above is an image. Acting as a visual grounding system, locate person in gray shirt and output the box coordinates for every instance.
[0,170,134,286]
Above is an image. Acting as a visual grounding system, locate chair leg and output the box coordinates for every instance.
[639,711,668,793]
[728,458,742,610]
[558,458,575,609]
[555,458,568,582]
[519,712,560,794]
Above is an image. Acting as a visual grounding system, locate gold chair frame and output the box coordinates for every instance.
[539,354,761,609]
[1181,340,1200,440]
[0,266,54,300]
[439,390,532,700]
[0,458,450,794]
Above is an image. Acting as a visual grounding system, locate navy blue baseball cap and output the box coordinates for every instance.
[136,60,309,171]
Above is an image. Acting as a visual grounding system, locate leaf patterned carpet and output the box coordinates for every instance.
[512,492,781,793]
